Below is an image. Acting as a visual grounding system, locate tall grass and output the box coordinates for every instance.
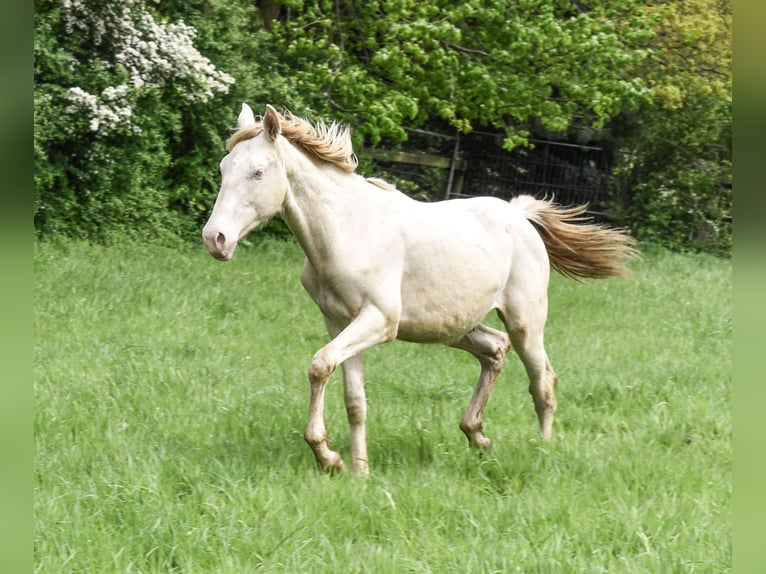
[34,237,731,573]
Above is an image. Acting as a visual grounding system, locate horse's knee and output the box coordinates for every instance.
[345,401,366,426]
[497,333,511,362]
[481,333,510,372]
[309,350,335,384]
[492,332,510,358]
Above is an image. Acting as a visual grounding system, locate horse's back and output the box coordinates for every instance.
[406,195,547,266]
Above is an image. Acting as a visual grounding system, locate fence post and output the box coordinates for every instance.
[444,132,461,200]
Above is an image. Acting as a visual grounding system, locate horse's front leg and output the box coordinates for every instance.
[305,357,344,473]
[304,307,395,476]
[341,354,369,477]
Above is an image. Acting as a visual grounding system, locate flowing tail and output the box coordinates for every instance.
[511,195,639,280]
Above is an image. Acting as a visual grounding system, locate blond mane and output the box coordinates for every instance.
[226,110,358,173]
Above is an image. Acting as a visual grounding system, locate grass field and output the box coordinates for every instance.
[34,236,731,573]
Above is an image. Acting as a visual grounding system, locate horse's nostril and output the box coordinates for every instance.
[215,232,226,250]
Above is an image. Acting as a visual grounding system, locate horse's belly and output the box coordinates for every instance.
[396,310,493,343]
[396,271,502,343]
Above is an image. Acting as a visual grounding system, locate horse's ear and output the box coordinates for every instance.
[263,104,282,142]
[238,103,256,128]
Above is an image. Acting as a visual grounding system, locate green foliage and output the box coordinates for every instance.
[33,0,731,255]
[271,0,652,146]
[35,239,731,572]
[609,0,732,255]
[34,84,188,243]
[639,0,731,109]
[612,100,731,255]
[34,1,258,242]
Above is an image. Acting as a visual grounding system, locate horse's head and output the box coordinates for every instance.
[202,103,288,261]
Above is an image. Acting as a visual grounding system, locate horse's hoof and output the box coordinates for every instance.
[479,439,493,452]
[350,462,370,479]
[321,452,345,475]
[471,435,492,451]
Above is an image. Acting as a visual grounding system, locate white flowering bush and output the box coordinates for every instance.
[65,85,136,134]
[35,0,261,242]
[61,0,233,136]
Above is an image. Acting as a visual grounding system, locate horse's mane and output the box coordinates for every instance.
[226,110,358,173]
[366,177,396,191]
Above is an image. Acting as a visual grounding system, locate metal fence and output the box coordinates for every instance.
[363,128,613,216]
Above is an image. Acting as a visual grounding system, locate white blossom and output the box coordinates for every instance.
[66,85,137,135]
[61,0,234,135]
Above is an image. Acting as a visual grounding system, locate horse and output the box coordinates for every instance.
[202,103,638,477]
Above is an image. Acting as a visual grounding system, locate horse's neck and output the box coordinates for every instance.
[281,151,370,272]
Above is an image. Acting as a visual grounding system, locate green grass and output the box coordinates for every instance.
[34,237,731,573]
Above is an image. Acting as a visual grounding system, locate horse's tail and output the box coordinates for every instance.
[510,194,639,281]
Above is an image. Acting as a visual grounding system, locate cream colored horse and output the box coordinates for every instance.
[203,103,638,477]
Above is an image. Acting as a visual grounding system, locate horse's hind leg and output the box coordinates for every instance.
[526,350,558,440]
[499,304,558,440]
[450,324,511,450]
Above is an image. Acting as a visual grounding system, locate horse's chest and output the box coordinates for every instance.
[302,265,370,322]
[317,280,365,320]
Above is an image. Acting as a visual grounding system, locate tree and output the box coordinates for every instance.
[267,0,653,148]
[611,0,732,254]
[35,0,730,254]
[639,0,731,110]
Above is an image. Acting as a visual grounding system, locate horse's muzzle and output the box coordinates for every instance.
[202,226,236,261]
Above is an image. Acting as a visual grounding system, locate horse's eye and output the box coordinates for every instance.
[251,168,265,180]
